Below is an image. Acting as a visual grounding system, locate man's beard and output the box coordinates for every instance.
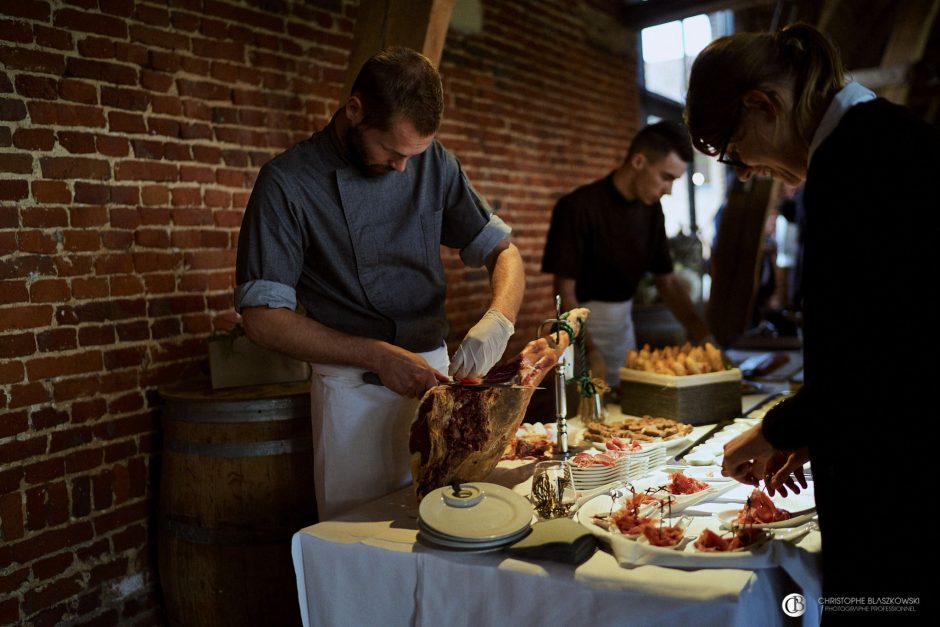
[347,125,393,177]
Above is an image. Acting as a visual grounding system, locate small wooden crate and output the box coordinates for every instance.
[619,367,742,425]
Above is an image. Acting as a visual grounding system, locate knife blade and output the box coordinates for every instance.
[360,371,542,389]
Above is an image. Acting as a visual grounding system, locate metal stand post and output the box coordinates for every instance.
[538,295,569,459]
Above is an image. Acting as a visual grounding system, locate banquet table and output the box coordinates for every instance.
[291,412,822,627]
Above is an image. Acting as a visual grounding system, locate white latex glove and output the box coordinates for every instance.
[449,309,514,379]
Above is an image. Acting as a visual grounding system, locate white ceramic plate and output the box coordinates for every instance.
[417,521,531,549]
[715,506,817,530]
[419,482,533,541]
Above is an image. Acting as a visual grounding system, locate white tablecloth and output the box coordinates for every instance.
[291,460,821,627]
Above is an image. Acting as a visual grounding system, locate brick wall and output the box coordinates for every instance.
[0,0,638,625]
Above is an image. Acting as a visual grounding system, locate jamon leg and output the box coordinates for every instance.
[409,308,589,501]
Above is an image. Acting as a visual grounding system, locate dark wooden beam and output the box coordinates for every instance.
[620,0,775,29]
[342,0,457,99]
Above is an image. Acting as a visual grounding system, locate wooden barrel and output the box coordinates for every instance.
[157,380,317,627]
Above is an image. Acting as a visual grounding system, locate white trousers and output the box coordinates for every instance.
[309,345,449,520]
[581,299,635,388]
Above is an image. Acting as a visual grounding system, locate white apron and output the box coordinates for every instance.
[309,345,449,520]
[581,299,635,388]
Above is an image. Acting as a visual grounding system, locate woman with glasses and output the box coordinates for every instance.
[686,23,937,618]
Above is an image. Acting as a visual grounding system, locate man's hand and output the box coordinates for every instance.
[373,344,449,399]
[721,424,777,485]
[763,448,809,497]
[449,309,514,379]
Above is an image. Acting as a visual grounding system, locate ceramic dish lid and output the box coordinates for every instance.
[419,482,533,541]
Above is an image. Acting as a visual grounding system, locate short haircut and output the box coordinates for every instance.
[625,121,694,164]
[350,46,444,136]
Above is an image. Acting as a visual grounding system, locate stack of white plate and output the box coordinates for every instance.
[417,482,534,553]
[569,459,627,490]
[572,442,671,490]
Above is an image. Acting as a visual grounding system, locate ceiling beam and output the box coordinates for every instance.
[342,0,457,99]
[620,0,776,29]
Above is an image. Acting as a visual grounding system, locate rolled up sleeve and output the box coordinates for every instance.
[235,279,297,312]
[459,213,511,267]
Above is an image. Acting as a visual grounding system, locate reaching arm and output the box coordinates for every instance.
[484,239,525,324]
[449,239,525,378]
[654,272,709,342]
[240,307,448,398]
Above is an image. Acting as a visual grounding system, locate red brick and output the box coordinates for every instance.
[40,156,111,180]
[29,407,69,431]
[58,79,98,104]
[147,114,180,135]
[22,206,69,229]
[0,435,46,466]
[15,74,58,102]
[52,376,99,402]
[0,179,28,201]
[53,8,128,38]
[140,185,169,206]
[108,111,146,133]
[0,152,32,173]
[49,425,94,454]
[25,481,69,530]
[112,523,146,552]
[12,128,53,151]
[108,207,141,229]
[36,327,78,353]
[93,254,134,275]
[0,47,65,74]
[0,361,25,384]
[0,18,33,44]
[0,598,18,626]
[114,161,178,182]
[177,77,229,101]
[130,23,189,50]
[0,254,56,280]
[0,332,35,358]
[9,382,51,408]
[23,573,84,616]
[0,96,28,122]
[137,3,170,26]
[0,305,53,332]
[17,230,57,254]
[91,500,148,535]
[28,100,107,127]
[0,279,28,304]
[0,493,24,541]
[78,325,116,346]
[31,552,74,581]
[33,25,72,51]
[0,564,28,596]
[73,182,111,204]
[70,205,108,227]
[30,181,71,205]
[179,164,214,182]
[170,188,201,207]
[115,321,148,342]
[63,229,100,251]
[96,134,129,157]
[26,351,104,380]
[64,449,103,474]
[184,250,235,270]
[0,126,10,146]
[66,57,137,85]
[57,130,96,154]
[71,277,109,299]
[103,346,146,370]
[89,556,128,587]
[0,205,20,229]
[179,55,210,76]
[140,69,173,92]
[101,85,151,111]
[78,35,116,59]
[29,279,70,303]
[0,410,27,438]
[109,275,144,296]
[192,144,222,163]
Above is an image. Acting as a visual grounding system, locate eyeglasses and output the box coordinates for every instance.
[716,104,749,170]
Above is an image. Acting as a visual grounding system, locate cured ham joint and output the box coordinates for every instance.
[409,308,590,501]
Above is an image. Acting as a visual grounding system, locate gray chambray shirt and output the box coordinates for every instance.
[234,118,510,353]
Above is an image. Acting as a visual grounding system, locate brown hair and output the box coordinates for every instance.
[626,121,694,163]
[684,23,845,157]
[350,46,444,136]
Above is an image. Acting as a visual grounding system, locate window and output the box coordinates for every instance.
[640,12,733,272]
